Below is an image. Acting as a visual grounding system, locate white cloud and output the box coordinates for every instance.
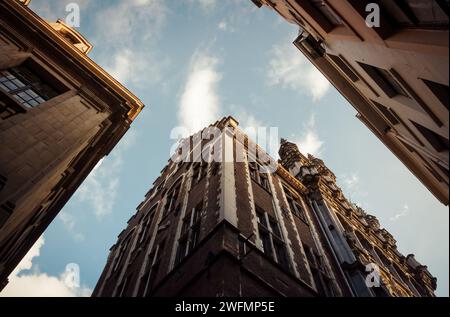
[94,0,169,86]
[76,129,138,219]
[58,211,85,242]
[293,114,324,156]
[10,236,45,277]
[106,49,165,85]
[178,51,222,135]
[267,42,330,101]
[1,236,92,297]
[390,204,411,222]
[95,0,167,44]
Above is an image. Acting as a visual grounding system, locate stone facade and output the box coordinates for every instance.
[251,0,449,205]
[93,117,435,297]
[0,0,144,290]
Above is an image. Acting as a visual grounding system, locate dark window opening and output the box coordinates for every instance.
[256,208,291,271]
[138,204,158,245]
[381,0,449,29]
[422,78,449,110]
[358,63,409,98]
[283,186,308,223]
[411,121,449,152]
[141,239,165,296]
[372,100,400,126]
[163,182,181,218]
[249,161,272,193]
[327,54,359,82]
[305,246,334,296]
[175,201,203,265]
[192,162,208,184]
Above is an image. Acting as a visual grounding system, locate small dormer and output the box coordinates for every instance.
[48,19,93,55]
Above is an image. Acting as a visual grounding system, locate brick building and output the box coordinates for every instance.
[251,0,449,205]
[0,0,144,290]
[93,117,436,297]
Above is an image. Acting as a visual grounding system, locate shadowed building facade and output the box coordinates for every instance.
[0,0,144,290]
[93,117,435,297]
[251,0,449,205]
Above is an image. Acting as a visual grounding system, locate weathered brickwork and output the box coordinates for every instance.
[93,117,436,297]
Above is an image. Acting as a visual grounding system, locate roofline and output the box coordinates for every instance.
[4,0,145,121]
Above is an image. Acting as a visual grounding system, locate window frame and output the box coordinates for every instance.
[175,201,204,265]
[283,185,308,224]
[255,207,291,271]
[0,66,59,108]
[248,161,272,193]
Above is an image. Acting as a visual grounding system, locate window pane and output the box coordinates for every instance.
[18,91,32,101]
[4,81,18,91]
[190,226,200,250]
[13,79,25,88]
[269,219,282,238]
[256,210,267,228]
[0,83,9,92]
[274,240,290,271]
[24,101,38,108]
[175,238,187,265]
[259,229,273,256]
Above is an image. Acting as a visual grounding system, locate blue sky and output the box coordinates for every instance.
[1,0,448,297]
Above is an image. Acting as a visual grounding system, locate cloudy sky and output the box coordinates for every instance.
[1,0,448,297]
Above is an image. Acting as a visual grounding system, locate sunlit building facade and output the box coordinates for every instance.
[0,0,144,290]
[251,0,449,205]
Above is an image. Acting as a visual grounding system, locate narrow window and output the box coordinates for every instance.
[163,182,181,218]
[411,121,449,152]
[142,239,165,296]
[372,100,400,126]
[249,161,271,193]
[256,208,291,271]
[358,63,409,98]
[283,186,308,223]
[327,54,359,82]
[422,78,449,110]
[175,201,203,265]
